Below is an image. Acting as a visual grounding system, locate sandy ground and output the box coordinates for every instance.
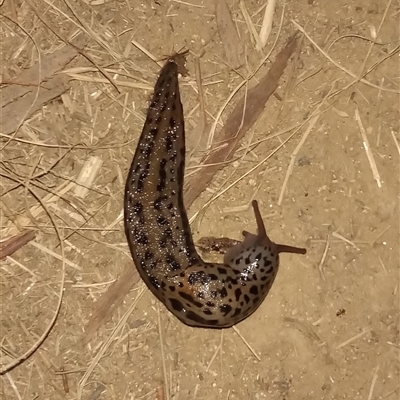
[1,0,399,399]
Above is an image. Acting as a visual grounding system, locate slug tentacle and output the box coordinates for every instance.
[124,54,306,328]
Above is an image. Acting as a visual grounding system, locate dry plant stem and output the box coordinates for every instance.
[184,33,299,208]
[277,113,320,205]
[317,235,330,282]
[367,365,380,400]
[232,326,261,361]
[157,306,170,400]
[335,328,372,349]
[239,1,263,51]
[257,0,277,50]
[355,108,382,188]
[0,230,36,259]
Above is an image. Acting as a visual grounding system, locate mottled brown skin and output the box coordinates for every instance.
[124,54,306,328]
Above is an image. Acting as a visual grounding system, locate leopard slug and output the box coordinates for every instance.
[124,54,306,328]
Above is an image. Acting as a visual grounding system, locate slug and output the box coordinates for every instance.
[124,53,306,328]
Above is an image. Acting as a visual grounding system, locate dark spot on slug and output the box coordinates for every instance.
[170,151,177,163]
[149,276,160,289]
[232,308,241,318]
[203,308,213,315]
[234,288,242,301]
[136,232,148,245]
[188,271,206,285]
[185,311,219,325]
[244,294,250,304]
[166,136,173,151]
[263,257,272,266]
[219,304,232,316]
[150,127,158,137]
[217,267,227,275]
[169,298,184,312]
[157,158,167,192]
[132,202,143,214]
[166,254,181,271]
[157,215,168,226]
[226,277,238,285]
[266,266,274,274]
[137,170,148,192]
[154,194,168,210]
[249,285,259,295]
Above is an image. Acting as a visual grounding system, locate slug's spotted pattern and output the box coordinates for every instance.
[124,53,306,328]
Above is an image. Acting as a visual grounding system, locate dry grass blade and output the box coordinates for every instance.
[390,129,400,156]
[257,0,277,50]
[355,108,382,188]
[239,0,263,51]
[63,73,152,90]
[336,328,372,350]
[232,326,261,361]
[367,365,380,400]
[277,114,320,205]
[74,156,103,199]
[157,306,170,400]
[318,235,330,282]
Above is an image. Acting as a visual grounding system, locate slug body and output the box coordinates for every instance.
[124,54,306,328]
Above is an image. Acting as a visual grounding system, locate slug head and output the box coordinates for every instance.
[224,200,306,264]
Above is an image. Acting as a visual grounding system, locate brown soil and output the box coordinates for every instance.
[1,0,399,399]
